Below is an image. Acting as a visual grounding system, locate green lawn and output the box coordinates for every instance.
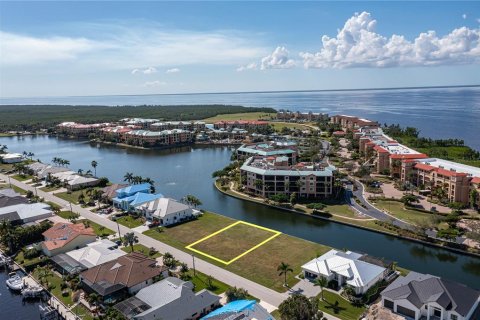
[40,185,61,192]
[203,112,275,122]
[190,222,277,262]
[116,215,145,228]
[55,188,101,204]
[372,200,438,226]
[121,243,162,258]
[12,174,33,181]
[73,304,94,320]
[270,309,281,320]
[57,211,80,220]
[14,250,44,269]
[318,291,366,320]
[0,183,27,195]
[32,268,73,306]
[183,270,230,294]
[84,219,115,237]
[144,212,330,292]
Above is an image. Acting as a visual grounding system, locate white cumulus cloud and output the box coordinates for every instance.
[260,46,296,70]
[166,68,180,73]
[236,62,257,72]
[132,67,157,74]
[300,11,480,69]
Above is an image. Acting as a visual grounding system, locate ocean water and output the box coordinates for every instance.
[1,86,479,150]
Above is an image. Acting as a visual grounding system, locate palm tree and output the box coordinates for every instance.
[91,160,98,177]
[123,232,139,252]
[0,145,7,153]
[143,177,155,193]
[86,293,101,314]
[124,172,134,184]
[313,276,328,300]
[183,195,202,208]
[85,169,92,176]
[277,262,293,287]
[27,152,34,160]
[36,266,53,288]
[77,169,84,176]
[132,176,143,184]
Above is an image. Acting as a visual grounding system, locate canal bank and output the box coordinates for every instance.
[1,135,479,288]
[214,180,480,259]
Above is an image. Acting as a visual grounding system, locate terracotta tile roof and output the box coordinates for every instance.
[366,141,376,146]
[471,177,480,184]
[42,223,95,250]
[81,252,165,293]
[390,153,428,160]
[436,168,468,177]
[414,163,436,171]
[374,145,389,153]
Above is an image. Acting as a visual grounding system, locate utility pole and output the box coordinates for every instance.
[192,254,196,276]
[117,221,122,241]
[69,201,73,213]
[8,175,11,188]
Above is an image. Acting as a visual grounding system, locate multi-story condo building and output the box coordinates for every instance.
[57,122,112,137]
[213,120,269,131]
[330,114,379,130]
[100,126,134,142]
[124,129,193,147]
[150,121,206,132]
[276,111,328,122]
[208,128,248,141]
[240,156,336,199]
[237,141,298,165]
[119,118,160,129]
[401,158,480,205]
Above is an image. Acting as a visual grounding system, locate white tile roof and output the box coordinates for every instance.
[66,239,126,268]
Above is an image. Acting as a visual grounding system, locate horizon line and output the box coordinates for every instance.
[1,84,479,101]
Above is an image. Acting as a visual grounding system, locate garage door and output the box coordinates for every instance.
[383,299,394,309]
[397,305,416,318]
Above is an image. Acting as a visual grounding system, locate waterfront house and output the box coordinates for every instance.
[101,183,128,201]
[41,222,96,257]
[80,252,168,304]
[240,156,336,199]
[0,202,52,225]
[0,152,23,163]
[51,171,100,191]
[380,271,480,320]
[114,277,220,320]
[112,183,163,211]
[301,249,387,295]
[51,238,127,275]
[201,300,273,320]
[137,197,200,226]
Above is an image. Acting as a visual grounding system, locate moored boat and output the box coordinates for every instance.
[21,285,43,298]
[6,272,24,291]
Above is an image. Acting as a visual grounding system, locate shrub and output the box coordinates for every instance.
[24,247,41,259]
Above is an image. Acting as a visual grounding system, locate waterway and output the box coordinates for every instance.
[2,86,480,150]
[2,135,479,290]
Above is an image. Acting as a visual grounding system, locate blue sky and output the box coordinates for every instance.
[0,1,479,97]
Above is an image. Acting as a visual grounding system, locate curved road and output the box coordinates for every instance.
[345,180,413,230]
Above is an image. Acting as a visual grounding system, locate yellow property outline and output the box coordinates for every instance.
[185,221,282,265]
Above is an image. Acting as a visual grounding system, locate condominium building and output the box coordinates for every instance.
[240,156,335,199]
[330,115,379,130]
[276,111,328,122]
[150,121,206,132]
[100,126,134,142]
[119,118,160,129]
[213,120,269,131]
[401,158,480,205]
[124,129,193,147]
[57,122,112,137]
[237,141,298,165]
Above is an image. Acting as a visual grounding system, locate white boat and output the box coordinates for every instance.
[22,285,44,298]
[6,272,24,291]
[0,254,6,267]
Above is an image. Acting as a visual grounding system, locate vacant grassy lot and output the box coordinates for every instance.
[203,112,275,122]
[271,122,313,131]
[144,212,330,292]
[116,215,145,228]
[121,243,161,258]
[190,222,278,262]
[372,200,438,226]
[318,291,366,320]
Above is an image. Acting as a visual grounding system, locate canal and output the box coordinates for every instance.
[2,135,479,289]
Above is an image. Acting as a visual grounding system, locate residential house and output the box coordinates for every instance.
[80,252,168,303]
[51,171,100,191]
[0,202,53,225]
[138,198,200,226]
[301,249,388,295]
[101,183,128,201]
[112,183,163,211]
[381,271,480,320]
[0,153,23,163]
[41,222,96,257]
[114,277,220,320]
[201,300,273,320]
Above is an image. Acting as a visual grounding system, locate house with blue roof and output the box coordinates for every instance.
[112,183,163,211]
[201,300,273,320]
